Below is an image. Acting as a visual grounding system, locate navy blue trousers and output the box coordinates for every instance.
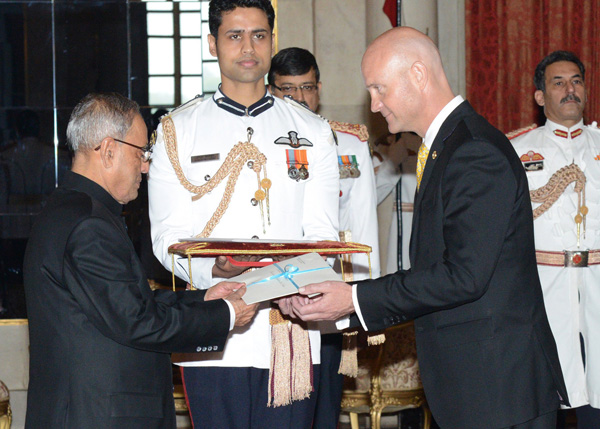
[312,334,344,428]
[575,405,600,429]
[182,365,320,429]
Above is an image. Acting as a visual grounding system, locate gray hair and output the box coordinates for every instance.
[66,92,140,152]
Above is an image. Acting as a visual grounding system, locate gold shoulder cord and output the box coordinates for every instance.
[329,120,370,142]
[161,116,271,238]
[530,162,587,246]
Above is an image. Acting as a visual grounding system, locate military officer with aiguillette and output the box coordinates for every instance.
[147,1,339,428]
[511,50,600,427]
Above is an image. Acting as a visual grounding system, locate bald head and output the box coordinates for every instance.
[364,27,444,77]
[361,27,454,136]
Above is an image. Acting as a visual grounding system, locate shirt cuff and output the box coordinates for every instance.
[352,283,368,331]
[334,284,368,331]
[224,299,235,331]
[335,317,350,330]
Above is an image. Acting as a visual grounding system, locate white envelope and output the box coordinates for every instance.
[230,252,341,304]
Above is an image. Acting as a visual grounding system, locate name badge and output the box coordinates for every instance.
[191,153,220,163]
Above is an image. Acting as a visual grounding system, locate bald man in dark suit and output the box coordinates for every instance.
[278,27,569,429]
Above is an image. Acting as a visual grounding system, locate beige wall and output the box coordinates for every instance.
[276,0,465,139]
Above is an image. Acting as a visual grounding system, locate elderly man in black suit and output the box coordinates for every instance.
[278,27,569,428]
[23,92,257,429]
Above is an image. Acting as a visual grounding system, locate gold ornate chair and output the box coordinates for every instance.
[0,319,28,428]
[341,322,431,429]
[0,380,10,429]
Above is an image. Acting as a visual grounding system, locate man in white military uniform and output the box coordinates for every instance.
[511,50,600,428]
[268,47,380,428]
[148,2,339,428]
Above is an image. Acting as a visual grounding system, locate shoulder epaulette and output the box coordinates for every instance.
[164,94,204,119]
[152,95,204,147]
[505,123,538,140]
[586,121,600,129]
[283,96,327,121]
[329,120,369,142]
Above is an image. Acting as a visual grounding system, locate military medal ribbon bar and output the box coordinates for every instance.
[286,149,309,181]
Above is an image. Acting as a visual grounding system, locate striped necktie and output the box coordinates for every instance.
[416,143,429,190]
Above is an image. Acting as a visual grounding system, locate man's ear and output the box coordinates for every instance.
[534,90,545,107]
[411,61,428,91]
[98,137,115,169]
[208,34,217,58]
[317,81,322,96]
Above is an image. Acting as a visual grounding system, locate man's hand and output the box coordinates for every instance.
[278,280,355,322]
[275,296,298,318]
[204,281,245,301]
[212,255,262,278]
[205,282,258,327]
[223,286,259,327]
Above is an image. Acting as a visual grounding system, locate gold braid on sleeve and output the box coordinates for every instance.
[161,116,269,237]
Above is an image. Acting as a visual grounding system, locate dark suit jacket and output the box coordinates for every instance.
[24,171,231,429]
[354,101,568,428]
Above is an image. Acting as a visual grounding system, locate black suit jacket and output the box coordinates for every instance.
[24,171,231,429]
[354,102,568,428]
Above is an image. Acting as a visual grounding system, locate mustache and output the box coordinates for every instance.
[560,94,581,104]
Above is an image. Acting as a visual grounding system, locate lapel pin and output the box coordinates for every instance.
[432,151,437,159]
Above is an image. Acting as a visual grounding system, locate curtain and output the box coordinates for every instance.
[466,0,600,133]
[383,0,400,27]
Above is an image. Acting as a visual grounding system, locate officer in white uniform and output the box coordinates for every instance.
[148,3,339,428]
[268,47,380,428]
[372,132,421,275]
[511,50,600,428]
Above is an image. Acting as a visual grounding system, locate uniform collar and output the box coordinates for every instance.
[62,170,123,217]
[546,118,584,139]
[212,85,274,117]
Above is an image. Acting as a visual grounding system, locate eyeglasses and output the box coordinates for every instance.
[272,84,318,95]
[94,137,152,162]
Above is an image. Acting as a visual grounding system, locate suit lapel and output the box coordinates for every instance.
[409,101,474,262]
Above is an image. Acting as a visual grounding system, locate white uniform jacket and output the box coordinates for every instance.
[511,118,600,408]
[148,89,339,369]
[335,128,380,281]
[374,141,418,275]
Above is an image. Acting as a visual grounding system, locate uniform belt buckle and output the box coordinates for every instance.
[564,250,589,267]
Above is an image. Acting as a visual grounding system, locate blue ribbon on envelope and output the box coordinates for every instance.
[247,263,329,289]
